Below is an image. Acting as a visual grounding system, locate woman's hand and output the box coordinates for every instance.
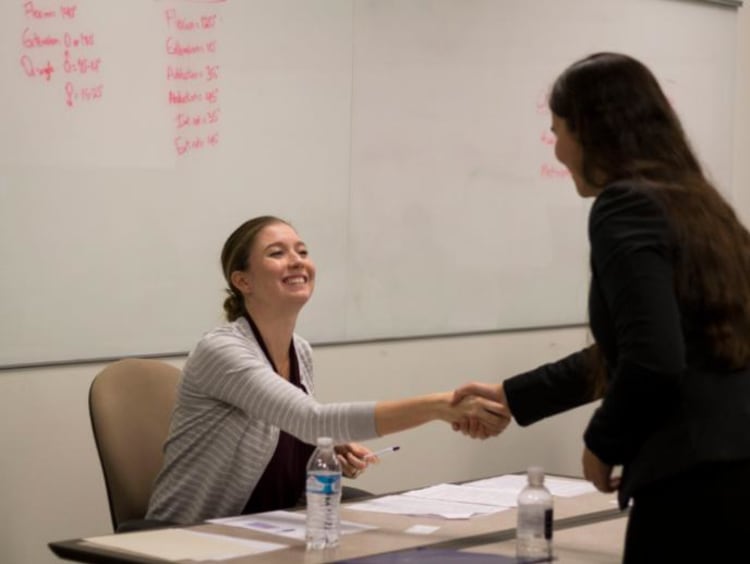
[451,382,512,439]
[582,446,620,493]
[335,442,373,479]
[444,392,511,439]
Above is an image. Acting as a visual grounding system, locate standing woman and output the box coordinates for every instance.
[455,53,750,562]
[146,216,506,525]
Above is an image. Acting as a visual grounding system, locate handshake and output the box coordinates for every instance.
[447,381,512,440]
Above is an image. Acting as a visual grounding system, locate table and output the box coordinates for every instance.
[49,480,624,563]
[468,511,627,563]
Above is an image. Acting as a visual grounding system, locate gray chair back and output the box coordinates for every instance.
[89,358,180,531]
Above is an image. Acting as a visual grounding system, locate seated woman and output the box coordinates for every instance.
[146,215,507,524]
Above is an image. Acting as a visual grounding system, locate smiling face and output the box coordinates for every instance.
[231,222,316,312]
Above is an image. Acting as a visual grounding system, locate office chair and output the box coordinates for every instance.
[90,358,372,532]
[89,358,180,533]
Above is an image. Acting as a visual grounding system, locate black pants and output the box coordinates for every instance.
[623,459,750,563]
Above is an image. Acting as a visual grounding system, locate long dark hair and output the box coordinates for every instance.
[550,52,750,393]
[220,215,290,321]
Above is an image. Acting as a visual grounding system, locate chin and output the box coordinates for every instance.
[290,290,313,303]
[573,180,597,198]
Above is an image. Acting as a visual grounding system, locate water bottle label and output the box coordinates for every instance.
[544,508,553,540]
[307,473,341,495]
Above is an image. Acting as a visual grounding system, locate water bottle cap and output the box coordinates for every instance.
[317,437,333,447]
[527,466,545,486]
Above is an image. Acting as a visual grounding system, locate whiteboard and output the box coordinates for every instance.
[0,0,740,366]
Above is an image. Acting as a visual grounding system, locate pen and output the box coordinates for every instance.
[364,445,401,460]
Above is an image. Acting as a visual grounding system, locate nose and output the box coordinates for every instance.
[289,250,304,267]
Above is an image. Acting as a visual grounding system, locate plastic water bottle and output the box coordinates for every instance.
[516,466,554,562]
[305,437,342,550]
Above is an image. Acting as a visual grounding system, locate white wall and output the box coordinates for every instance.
[2,328,595,564]
[2,5,749,563]
[735,3,750,223]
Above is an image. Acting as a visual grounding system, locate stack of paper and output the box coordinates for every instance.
[347,474,597,519]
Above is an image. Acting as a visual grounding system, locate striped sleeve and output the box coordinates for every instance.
[183,330,378,444]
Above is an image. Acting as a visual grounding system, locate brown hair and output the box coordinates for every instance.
[220,215,290,321]
[550,52,750,394]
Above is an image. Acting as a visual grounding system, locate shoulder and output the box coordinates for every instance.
[589,181,672,259]
[590,181,666,228]
[189,319,264,363]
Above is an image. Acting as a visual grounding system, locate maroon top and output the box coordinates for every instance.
[242,315,315,514]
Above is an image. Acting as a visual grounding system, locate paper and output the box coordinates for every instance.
[466,474,596,498]
[404,525,441,535]
[348,474,597,519]
[544,475,598,497]
[84,528,287,561]
[347,493,507,519]
[209,510,377,540]
[406,483,519,508]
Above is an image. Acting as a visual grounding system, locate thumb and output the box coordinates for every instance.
[451,382,481,406]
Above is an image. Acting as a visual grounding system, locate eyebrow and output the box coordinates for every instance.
[263,240,307,251]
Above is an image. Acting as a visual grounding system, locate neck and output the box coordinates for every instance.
[244,302,298,370]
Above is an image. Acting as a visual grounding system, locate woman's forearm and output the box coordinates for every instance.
[374,392,507,437]
[374,393,452,436]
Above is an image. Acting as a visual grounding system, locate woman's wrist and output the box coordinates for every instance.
[429,392,454,422]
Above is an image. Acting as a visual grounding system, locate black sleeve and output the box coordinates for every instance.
[583,185,686,465]
[504,346,596,427]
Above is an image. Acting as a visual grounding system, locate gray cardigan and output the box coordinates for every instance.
[146,317,378,524]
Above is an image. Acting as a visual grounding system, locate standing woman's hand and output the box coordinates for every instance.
[582,446,620,493]
[449,394,511,439]
[335,442,372,479]
[451,381,512,438]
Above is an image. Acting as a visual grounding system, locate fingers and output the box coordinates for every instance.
[472,417,498,439]
[337,453,366,478]
[342,442,372,460]
[447,393,513,440]
[451,413,510,439]
[474,396,512,420]
[582,446,617,493]
[455,395,511,427]
[451,382,503,406]
[449,386,513,440]
[336,443,372,478]
[337,454,360,478]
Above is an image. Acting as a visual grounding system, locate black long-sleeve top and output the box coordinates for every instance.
[504,182,750,507]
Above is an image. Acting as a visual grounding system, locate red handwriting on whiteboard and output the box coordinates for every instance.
[20,54,54,80]
[65,81,103,107]
[163,4,223,157]
[535,88,552,116]
[175,108,220,129]
[167,65,203,81]
[205,64,219,81]
[169,90,202,104]
[540,130,555,146]
[64,32,95,48]
[24,1,56,19]
[175,131,220,154]
[63,50,101,74]
[22,27,60,48]
[20,1,103,107]
[60,4,77,19]
[540,163,571,179]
